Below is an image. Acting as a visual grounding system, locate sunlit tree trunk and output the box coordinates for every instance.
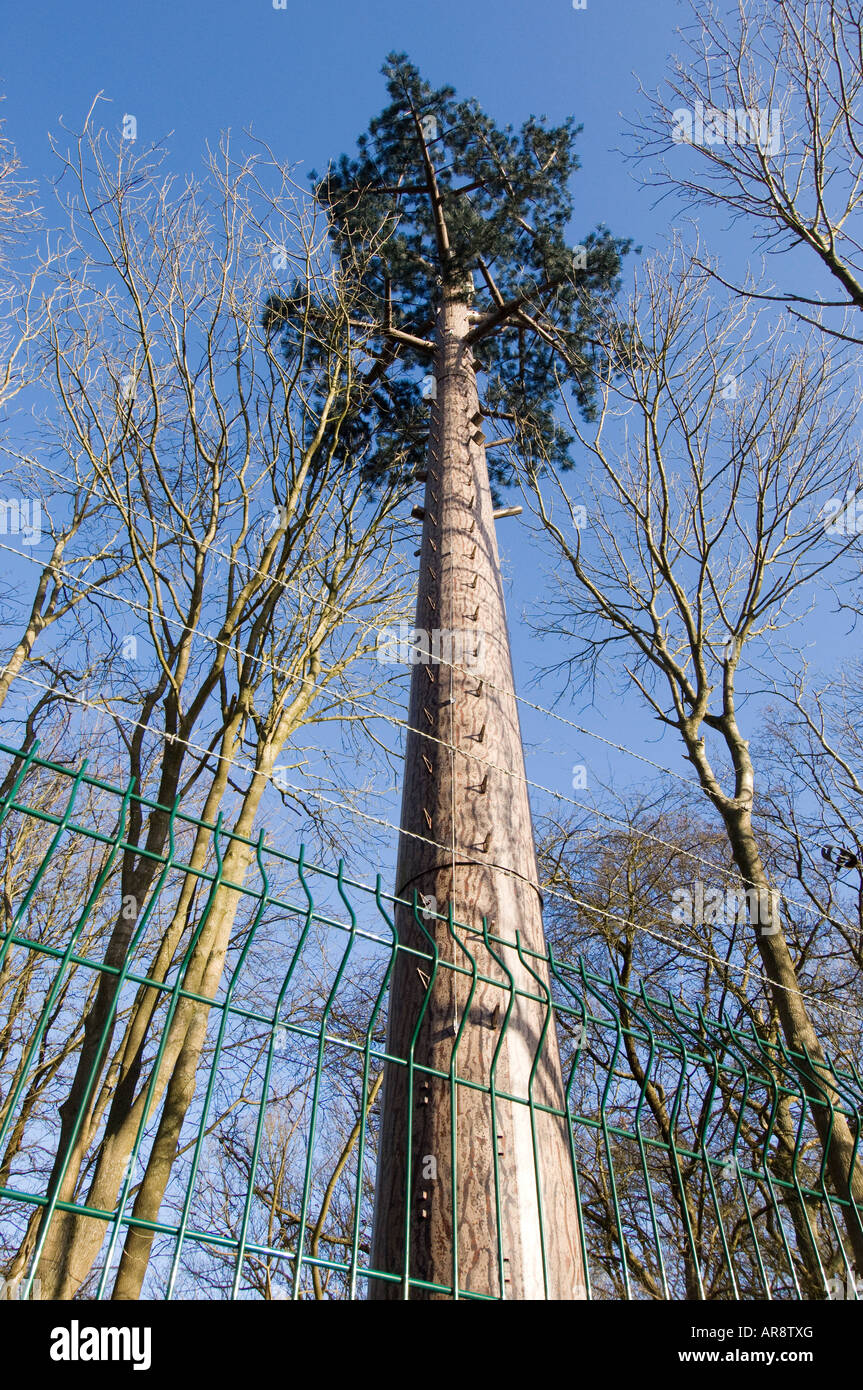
[371,284,585,1300]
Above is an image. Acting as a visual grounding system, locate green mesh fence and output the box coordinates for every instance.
[0,739,860,1300]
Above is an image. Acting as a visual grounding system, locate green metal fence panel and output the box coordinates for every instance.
[0,740,859,1300]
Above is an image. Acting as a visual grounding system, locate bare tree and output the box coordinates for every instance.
[538,790,841,1297]
[521,242,863,1264]
[2,105,417,1299]
[757,668,863,987]
[0,109,137,731]
[632,0,863,344]
[0,110,48,413]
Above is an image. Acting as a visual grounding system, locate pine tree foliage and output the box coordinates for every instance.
[265,54,631,496]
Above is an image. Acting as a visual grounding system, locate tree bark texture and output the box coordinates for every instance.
[370,287,585,1300]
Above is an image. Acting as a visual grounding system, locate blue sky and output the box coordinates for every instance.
[3,0,681,243]
[1,0,852,876]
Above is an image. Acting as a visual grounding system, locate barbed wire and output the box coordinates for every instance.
[2,665,860,1032]
[2,532,852,932]
[12,454,709,791]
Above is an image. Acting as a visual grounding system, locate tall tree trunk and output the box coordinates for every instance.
[20,736,229,1298]
[685,712,863,1272]
[723,802,863,1271]
[370,284,585,1300]
[771,1093,826,1298]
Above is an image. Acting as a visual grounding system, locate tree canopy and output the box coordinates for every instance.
[266,54,631,495]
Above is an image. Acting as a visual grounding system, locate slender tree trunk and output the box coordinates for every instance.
[370,284,585,1300]
[110,829,260,1300]
[617,991,701,1299]
[16,733,195,1298]
[110,724,306,1300]
[724,805,863,1271]
[771,1093,826,1298]
[0,539,65,711]
[679,712,863,1273]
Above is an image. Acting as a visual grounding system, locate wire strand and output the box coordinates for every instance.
[0,533,847,930]
[2,665,859,1032]
[14,454,710,790]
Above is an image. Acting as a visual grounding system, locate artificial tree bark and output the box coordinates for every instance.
[371,284,585,1299]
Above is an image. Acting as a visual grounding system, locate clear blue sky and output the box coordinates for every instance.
[3,0,680,248]
[1,0,847,868]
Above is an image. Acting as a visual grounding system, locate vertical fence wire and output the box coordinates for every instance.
[0,741,860,1300]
